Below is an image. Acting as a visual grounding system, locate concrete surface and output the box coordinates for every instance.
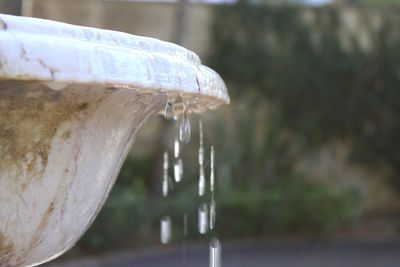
[45,240,400,267]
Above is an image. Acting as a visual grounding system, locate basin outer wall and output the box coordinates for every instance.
[0,82,165,266]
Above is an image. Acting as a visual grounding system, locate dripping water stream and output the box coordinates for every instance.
[160,98,222,266]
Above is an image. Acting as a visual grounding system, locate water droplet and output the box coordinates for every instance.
[173,138,183,182]
[179,102,191,143]
[209,238,222,267]
[162,177,169,197]
[174,159,183,182]
[162,151,169,197]
[199,165,205,196]
[198,119,206,196]
[210,145,215,192]
[198,203,208,234]
[163,151,169,170]
[174,139,180,158]
[210,195,216,230]
[164,100,174,120]
[160,216,172,244]
[199,120,204,165]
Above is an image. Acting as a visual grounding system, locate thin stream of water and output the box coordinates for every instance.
[174,138,183,183]
[199,120,204,165]
[210,194,216,230]
[209,238,222,267]
[199,120,206,196]
[162,151,169,197]
[210,145,215,192]
[161,103,223,265]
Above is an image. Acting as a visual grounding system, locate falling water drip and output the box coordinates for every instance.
[173,158,183,183]
[209,238,222,267]
[160,216,172,244]
[199,120,204,165]
[173,138,183,182]
[162,151,169,197]
[198,203,208,234]
[164,100,175,120]
[199,165,205,196]
[174,162,182,183]
[179,101,191,143]
[210,195,216,230]
[198,119,206,196]
[210,145,215,192]
[174,139,180,158]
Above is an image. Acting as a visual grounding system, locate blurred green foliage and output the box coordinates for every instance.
[78,95,360,252]
[208,95,360,238]
[208,3,400,181]
[75,3,400,252]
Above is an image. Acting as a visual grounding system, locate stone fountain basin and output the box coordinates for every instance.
[0,14,229,267]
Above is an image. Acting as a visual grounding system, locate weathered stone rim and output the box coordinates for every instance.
[0,14,230,113]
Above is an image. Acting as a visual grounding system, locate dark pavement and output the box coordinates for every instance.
[46,240,400,267]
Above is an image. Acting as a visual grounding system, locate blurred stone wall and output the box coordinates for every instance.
[22,0,213,58]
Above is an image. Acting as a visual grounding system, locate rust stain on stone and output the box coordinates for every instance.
[29,200,57,249]
[0,232,15,267]
[0,81,91,187]
[77,102,88,111]
[61,130,71,140]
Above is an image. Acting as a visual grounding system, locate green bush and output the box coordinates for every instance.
[208,4,400,181]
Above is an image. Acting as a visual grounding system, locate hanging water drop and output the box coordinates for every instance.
[210,195,216,230]
[179,101,191,143]
[209,238,222,267]
[164,100,175,120]
[198,203,208,234]
[210,145,215,192]
[162,151,169,197]
[160,216,172,244]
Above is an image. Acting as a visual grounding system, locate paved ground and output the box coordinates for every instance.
[46,240,400,267]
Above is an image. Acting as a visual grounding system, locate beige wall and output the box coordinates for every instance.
[23,0,213,58]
